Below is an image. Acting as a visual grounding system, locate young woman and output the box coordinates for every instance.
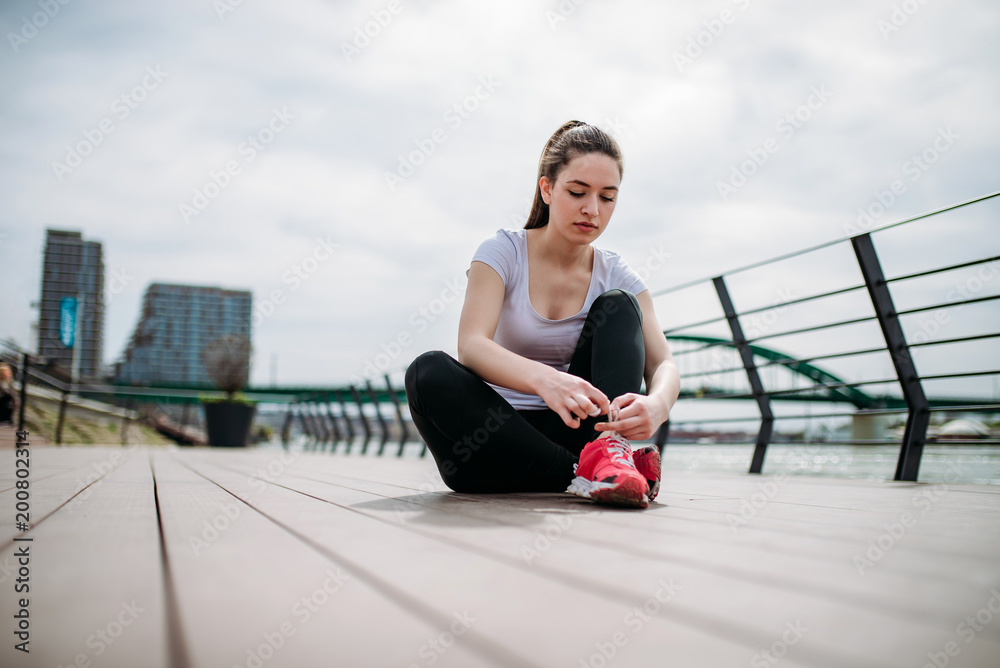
[405,120,680,508]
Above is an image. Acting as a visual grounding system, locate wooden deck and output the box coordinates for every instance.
[1,442,999,668]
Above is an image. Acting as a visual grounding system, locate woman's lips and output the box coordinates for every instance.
[574,222,597,231]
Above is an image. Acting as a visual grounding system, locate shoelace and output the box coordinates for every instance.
[602,432,636,470]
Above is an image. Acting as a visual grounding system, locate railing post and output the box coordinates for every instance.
[852,234,930,481]
[298,403,313,441]
[120,398,131,446]
[17,352,29,433]
[366,380,390,454]
[55,390,70,445]
[323,394,342,444]
[307,402,325,444]
[384,374,409,457]
[350,385,373,450]
[337,390,356,441]
[280,403,293,447]
[713,276,774,474]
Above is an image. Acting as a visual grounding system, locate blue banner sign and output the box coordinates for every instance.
[59,297,77,348]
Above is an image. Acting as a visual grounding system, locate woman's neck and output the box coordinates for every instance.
[528,225,592,271]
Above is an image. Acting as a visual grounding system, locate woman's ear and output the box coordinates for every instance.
[539,176,553,205]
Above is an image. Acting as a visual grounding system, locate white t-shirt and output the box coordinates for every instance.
[471,228,648,410]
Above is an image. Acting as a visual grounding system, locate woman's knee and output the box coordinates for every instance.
[404,350,454,399]
[591,289,642,323]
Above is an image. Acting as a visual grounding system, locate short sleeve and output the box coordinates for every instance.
[470,229,518,285]
[611,253,648,295]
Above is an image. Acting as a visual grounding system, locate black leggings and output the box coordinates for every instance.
[404,290,645,493]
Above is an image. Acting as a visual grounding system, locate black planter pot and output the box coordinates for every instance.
[203,401,256,447]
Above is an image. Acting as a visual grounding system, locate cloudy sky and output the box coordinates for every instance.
[1,0,998,395]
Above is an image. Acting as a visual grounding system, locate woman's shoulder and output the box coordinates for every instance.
[475,228,525,255]
[592,244,648,292]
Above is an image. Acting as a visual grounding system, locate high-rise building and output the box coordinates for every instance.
[38,229,105,380]
[115,283,253,386]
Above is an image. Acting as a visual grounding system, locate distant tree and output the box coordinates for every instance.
[202,334,251,399]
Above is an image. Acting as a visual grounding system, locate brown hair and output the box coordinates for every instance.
[524,120,623,229]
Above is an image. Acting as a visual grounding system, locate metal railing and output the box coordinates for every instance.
[651,190,1000,481]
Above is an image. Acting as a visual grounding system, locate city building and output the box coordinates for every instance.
[37,229,105,380]
[115,283,253,386]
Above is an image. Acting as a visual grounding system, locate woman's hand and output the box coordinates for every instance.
[594,393,666,441]
[536,370,611,430]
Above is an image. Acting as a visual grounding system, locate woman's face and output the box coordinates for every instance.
[540,152,620,243]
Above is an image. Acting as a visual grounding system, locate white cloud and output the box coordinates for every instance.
[0,0,997,388]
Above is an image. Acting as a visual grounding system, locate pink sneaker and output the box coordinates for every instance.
[632,445,661,501]
[567,432,649,509]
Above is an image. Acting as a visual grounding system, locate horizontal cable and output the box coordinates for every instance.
[663,315,728,335]
[679,369,745,380]
[909,332,1000,349]
[920,370,1000,382]
[754,346,888,370]
[747,315,878,343]
[670,340,733,357]
[897,294,1000,316]
[668,416,764,424]
[649,190,1000,297]
[887,254,1000,283]
[927,438,1000,445]
[770,408,909,420]
[735,284,867,318]
[692,376,900,401]
[930,404,1000,413]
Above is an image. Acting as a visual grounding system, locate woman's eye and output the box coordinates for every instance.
[569,191,584,197]
[601,196,615,203]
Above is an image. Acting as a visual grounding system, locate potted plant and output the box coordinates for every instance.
[201,334,255,447]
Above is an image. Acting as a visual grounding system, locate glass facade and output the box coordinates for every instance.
[116,283,252,386]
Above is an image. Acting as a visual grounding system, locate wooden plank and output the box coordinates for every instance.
[0,449,168,668]
[0,446,131,547]
[181,450,777,668]
[150,452,496,668]
[211,451,1000,668]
